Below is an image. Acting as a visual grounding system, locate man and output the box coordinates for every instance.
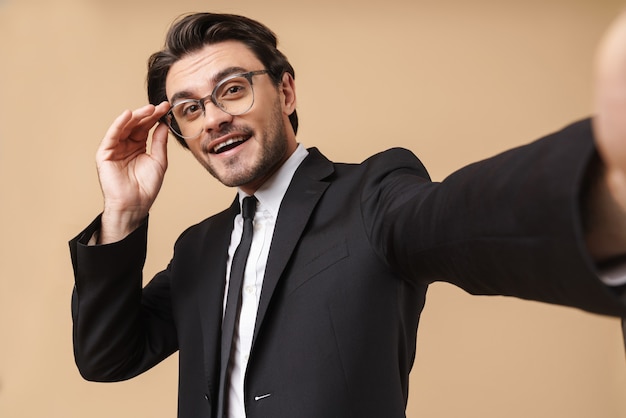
[70,11,626,418]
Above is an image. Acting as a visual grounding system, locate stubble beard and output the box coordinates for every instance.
[202,103,289,189]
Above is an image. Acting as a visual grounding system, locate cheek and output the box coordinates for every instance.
[252,104,282,138]
[187,142,208,162]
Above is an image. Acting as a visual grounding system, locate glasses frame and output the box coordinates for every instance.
[165,69,269,140]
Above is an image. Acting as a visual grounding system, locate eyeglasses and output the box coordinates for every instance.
[165,70,269,139]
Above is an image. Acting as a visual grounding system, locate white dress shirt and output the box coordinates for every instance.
[224,144,308,418]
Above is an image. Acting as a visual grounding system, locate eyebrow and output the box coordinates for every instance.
[168,66,250,104]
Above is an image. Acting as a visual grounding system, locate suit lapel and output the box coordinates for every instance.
[194,149,334,386]
[252,148,334,340]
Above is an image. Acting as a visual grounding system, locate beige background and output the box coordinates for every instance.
[1,0,626,417]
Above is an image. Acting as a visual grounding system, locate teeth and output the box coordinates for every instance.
[213,137,246,153]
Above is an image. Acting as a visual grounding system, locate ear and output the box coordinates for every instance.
[279,72,297,115]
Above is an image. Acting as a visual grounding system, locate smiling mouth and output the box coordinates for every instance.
[212,136,250,154]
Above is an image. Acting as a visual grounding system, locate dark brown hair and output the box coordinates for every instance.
[147,13,298,147]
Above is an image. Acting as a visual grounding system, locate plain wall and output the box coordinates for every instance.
[1,0,625,417]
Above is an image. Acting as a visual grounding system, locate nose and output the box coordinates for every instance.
[202,100,234,133]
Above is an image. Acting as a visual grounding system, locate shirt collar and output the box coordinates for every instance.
[237,144,309,218]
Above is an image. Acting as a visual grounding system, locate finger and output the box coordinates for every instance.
[150,121,169,172]
[97,106,153,163]
[127,102,172,142]
[101,105,157,147]
[120,104,161,141]
[97,109,135,155]
[97,103,169,162]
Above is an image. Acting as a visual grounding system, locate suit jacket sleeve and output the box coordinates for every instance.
[367,118,626,317]
[69,215,179,381]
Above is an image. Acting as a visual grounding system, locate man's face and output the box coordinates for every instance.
[165,41,297,194]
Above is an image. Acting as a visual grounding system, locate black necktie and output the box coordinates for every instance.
[217,195,257,418]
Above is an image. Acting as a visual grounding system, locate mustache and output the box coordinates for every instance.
[201,123,254,151]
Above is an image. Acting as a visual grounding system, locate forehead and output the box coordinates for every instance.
[165,41,263,99]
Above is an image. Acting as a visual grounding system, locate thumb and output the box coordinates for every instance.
[150,122,169,173]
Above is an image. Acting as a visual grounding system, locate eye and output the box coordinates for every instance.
[175,100,203,120]
[227,85,244,95]
[216,78,249,101]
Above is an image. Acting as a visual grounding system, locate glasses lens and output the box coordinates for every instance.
[168,100,204,139]
[214,76,254,116]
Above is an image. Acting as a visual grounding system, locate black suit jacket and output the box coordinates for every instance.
[70,119,626,418]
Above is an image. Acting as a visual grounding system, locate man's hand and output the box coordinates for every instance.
[95,102,171,244]
[588,10,626,261]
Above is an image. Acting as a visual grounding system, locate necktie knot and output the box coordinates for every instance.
[242,195,257,221]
